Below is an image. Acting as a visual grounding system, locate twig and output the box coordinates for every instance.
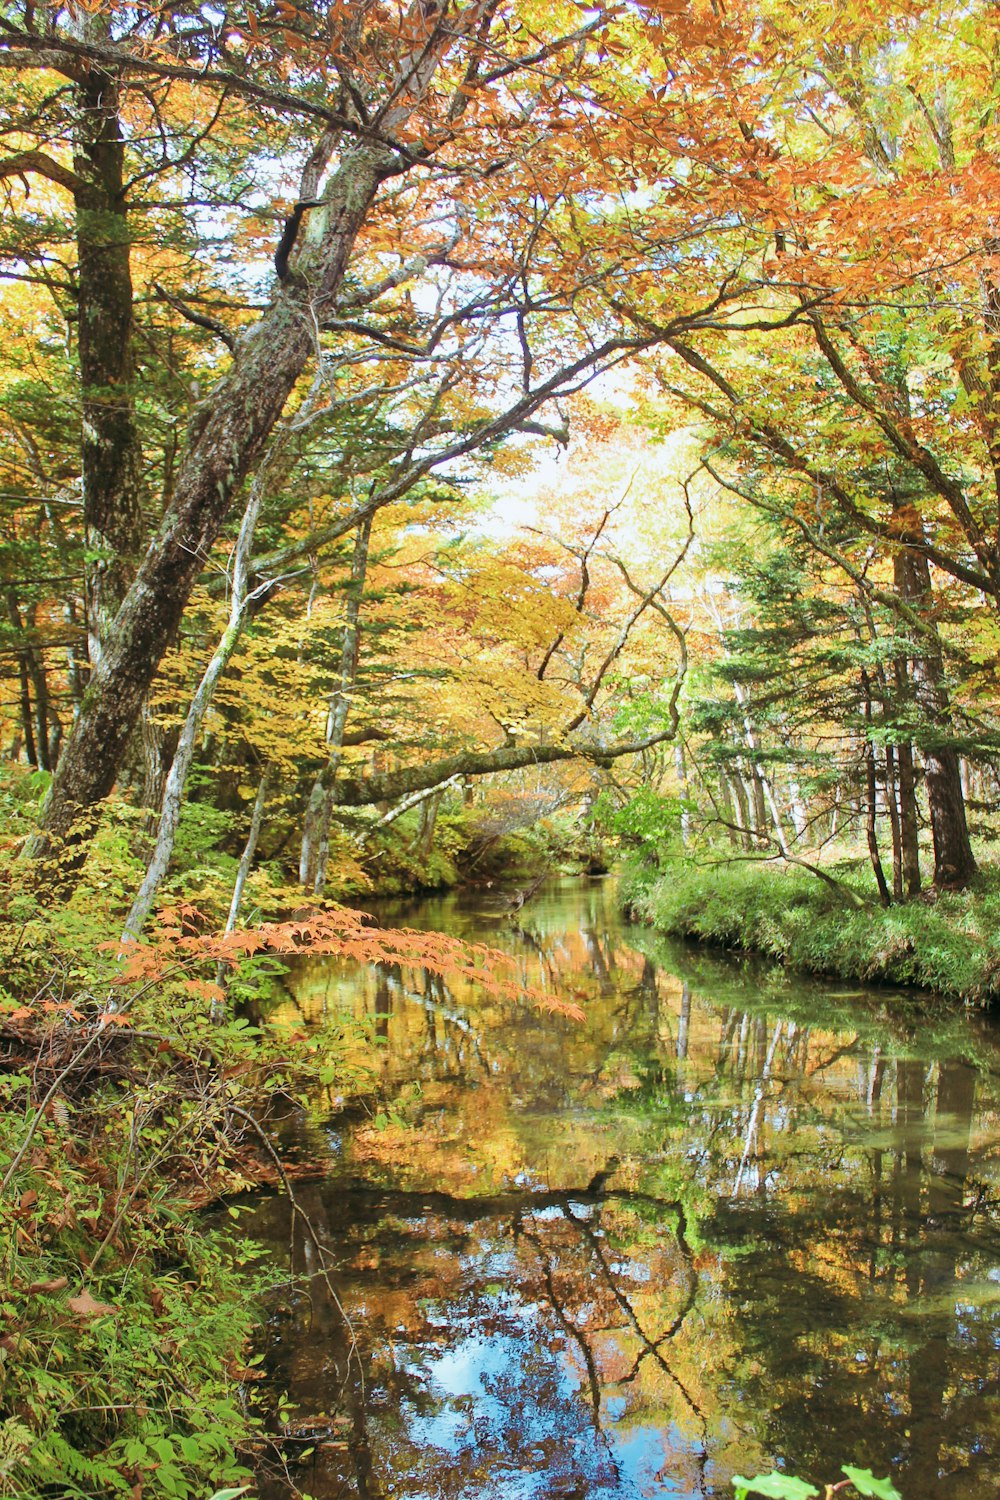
[225,1106,363,1395]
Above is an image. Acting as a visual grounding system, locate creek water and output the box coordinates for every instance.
[249,877,1000,1499]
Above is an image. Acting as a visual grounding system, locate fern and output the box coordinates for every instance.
[18,1430,129,1497]
[0,1421,32,1486]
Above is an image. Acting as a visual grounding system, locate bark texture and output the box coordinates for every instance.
[329,730,680,811]
[37,143,389,853]
[73,48,144,656]
[892,500,977,889]
[121,459,271,938]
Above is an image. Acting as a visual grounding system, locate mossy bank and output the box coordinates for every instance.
[622,858,1000,1005]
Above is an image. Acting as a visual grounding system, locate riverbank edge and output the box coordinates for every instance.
[620,858,1000,1005]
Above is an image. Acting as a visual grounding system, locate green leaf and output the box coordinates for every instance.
[732,1476,820,1500]
[842,1465,902,1499]
[207,1489,250,1500]
[29,769,51,800]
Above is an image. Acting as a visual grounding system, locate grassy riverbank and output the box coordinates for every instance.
[622,858,1000,1004]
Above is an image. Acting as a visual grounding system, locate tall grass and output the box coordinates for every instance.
[622,858,1000,1003]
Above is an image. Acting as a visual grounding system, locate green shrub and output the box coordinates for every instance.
[733,1467,901,1499]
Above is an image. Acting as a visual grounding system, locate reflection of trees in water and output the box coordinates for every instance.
[256,1051,1000,1498]
[259,886,1000,1499]
[255,1173,710,1500]
[714,1056,998,1498]
[326,926,667,1122]
[904,1061,985,1498]
[681,996,998,1494]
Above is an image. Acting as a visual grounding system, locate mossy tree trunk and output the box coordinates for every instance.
[36,144,390,857]
[73,49,144,663]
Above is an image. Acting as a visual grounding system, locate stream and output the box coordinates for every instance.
[248,876,1000,1499]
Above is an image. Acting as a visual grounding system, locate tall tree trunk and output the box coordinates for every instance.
[747,766,767,841]
[120,366,334,924]
[729,766,754,851]
[717,769,740,848]
[733,681,790,854]
[36,142,390,858]
[787,775,808,841]
[885,744,903,902]
[23,606,54,775]
[121,460,271,939]
[300,515,373,893]
[892,499,976,889]
[674,740,691,847]
[760,771,791,857]
[73,48,144,658]
[875,656,905,900]
[6,593,41,768]
[897,742,922,896]
[12,650,38,767]
[861,669,891,907]
[416,789,443,860]
[892,670,921,897]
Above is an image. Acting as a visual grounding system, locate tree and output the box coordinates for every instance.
[609,0,1000,885]
[1,0,807,874]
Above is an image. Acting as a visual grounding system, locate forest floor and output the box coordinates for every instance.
[622,856,1000,1004]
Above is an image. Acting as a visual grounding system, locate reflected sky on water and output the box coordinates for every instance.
[249,878,1000,1500]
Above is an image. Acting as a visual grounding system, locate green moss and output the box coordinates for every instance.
[623,858,1000,1004]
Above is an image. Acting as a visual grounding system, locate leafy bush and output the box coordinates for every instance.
[1,1095,266,1499]
[590,788,688,869]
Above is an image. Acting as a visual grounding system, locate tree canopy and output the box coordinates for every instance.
[4,0,1000,903]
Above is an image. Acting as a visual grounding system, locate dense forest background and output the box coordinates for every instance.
[4,0,1000,1494]
[4,0,1000,923]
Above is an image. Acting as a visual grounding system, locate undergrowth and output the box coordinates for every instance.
[0,999,278,1497]
[1,1108,268,1498]
[0,782,581,1498]
[623,857,1000,1003]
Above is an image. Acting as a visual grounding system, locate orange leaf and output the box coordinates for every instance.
[27,1276,69,1295]
[68,1288,117,1319]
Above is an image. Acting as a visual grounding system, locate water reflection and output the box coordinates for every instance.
[251,879,1000,1499]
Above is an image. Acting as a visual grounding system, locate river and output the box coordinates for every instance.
[248,876,1000,1499]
